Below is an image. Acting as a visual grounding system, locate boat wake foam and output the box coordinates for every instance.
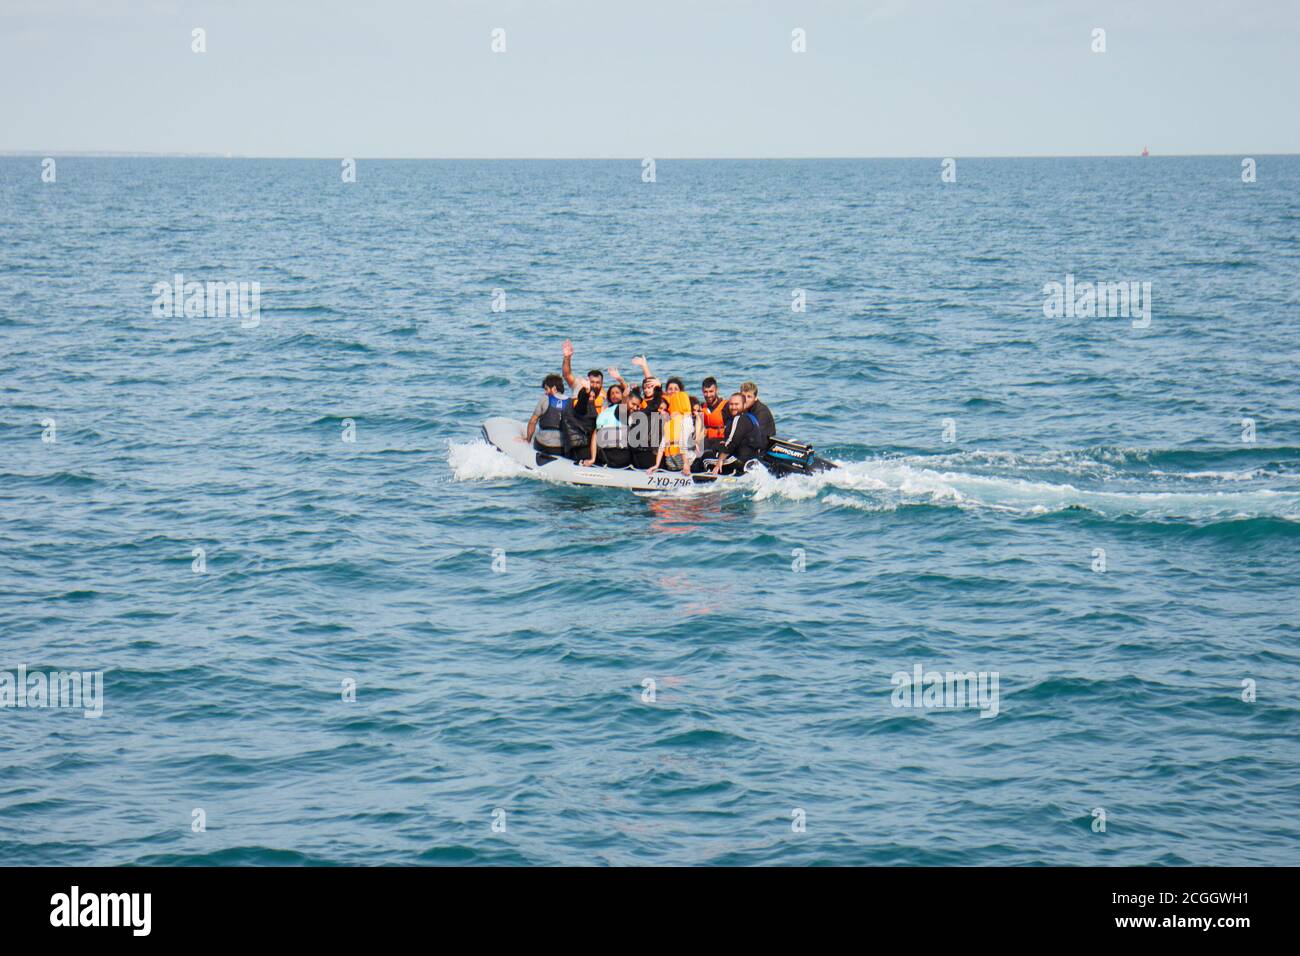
[449,439,1300,521]
[447,439,534,481]
[744,457,1300,521]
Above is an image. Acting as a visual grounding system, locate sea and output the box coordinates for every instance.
[1,156,1297,865]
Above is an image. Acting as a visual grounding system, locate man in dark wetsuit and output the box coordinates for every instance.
[713,393,765,476]
[739,381,775,446]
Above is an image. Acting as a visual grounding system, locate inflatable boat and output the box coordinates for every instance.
[480,417,835,491]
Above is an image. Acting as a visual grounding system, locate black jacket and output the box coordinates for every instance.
[721,410,765,461]
[625,409,658,452]
[560,388,600,455]
[749,399,776,444]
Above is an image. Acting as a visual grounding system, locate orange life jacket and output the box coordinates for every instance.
[663,392,692,456]
[700,397,727,439]
[572,388,604,414]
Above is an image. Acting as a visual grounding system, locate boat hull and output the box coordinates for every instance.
[480,418,720,490]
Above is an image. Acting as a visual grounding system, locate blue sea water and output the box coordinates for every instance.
[1,156,1298,866]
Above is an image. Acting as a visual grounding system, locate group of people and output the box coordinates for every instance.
[525,341,777,476]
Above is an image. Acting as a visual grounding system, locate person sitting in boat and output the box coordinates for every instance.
[739,381,775,446]
[558,344,625,462]
[525,373,567,455]
[690,394,704,455]
[582,381,632,468]
[698,377,728,456]
[631,355,665,413]
[561,339,608,412]
[624,388,660,470]
[712,392,766,476]
[648,378,694,474]
[560,384,599,462]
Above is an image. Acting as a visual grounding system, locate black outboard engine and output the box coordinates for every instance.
[762,437,825,475]
[691,437,837,480]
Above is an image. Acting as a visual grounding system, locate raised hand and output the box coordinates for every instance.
[562,340,574,359]
[631,355,648,369]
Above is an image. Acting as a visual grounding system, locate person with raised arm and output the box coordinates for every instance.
[631,355,662,413]
[558,340,607,461]
[561,339,607,412]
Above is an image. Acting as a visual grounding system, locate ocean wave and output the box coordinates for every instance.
[1149,467,1269,482]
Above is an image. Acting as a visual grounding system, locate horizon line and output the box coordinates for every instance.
[1,150,1292,160]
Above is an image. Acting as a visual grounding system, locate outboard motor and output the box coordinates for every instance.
[762,437,818,475]
[759,437,838,475]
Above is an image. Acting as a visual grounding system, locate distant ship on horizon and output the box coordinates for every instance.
[1141,146,1150,157]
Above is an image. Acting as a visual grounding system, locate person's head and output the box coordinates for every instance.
[542,373,564,395]
[691,397,701,414]
[627,391,643,411]
[701,377,718,403]
[666,376,685,395]
[607,383,624,404]
[587,369,604,394]
[728,392,746,416]
[739,381,758,408]
[643,376,660,393]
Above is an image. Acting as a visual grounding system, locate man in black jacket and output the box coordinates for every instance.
[713,393,766,476]
[739,381,775,445]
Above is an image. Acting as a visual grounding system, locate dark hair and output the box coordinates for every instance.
[628,386,643,400]
[667,376,685,391]
[543,373,564,392]
[607,383,625,402]
[701,376,717,389]
[587,369,603,380]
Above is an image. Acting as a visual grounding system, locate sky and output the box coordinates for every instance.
[2,0,1298,157]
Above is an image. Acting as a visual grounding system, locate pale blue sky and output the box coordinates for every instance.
[3,0,1297,157]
